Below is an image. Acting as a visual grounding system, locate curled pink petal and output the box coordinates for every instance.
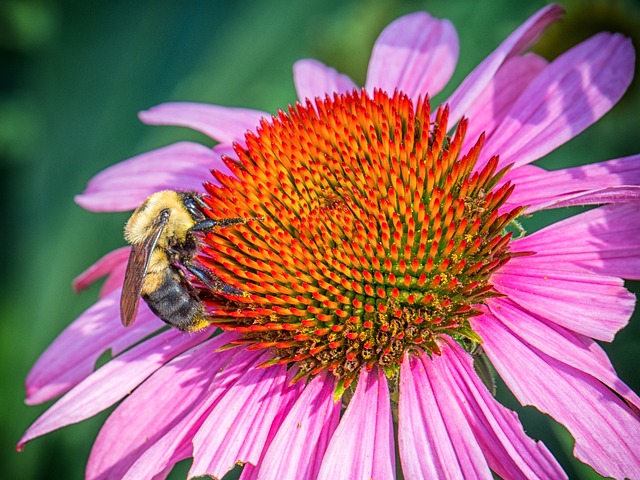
[507,154,640,211]
[293,59,358,101]
[481,33,635,168]
[446,4,564,124]
[139,102,267,144]
[512,203,640,280]
[19,328,210,450]
[529,185,640,209]
[254,372,340,480]
[317,367,395,480]
[366,12,458,100]
[25,290,161,405]
[475,314,640,479]
[75,142,225,212]
[492,256,635,341]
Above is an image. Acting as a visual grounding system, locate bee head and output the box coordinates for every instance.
[124,190,198,245]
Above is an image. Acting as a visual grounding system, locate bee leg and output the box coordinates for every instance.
[191,217,251,232]
[184,262,245,296]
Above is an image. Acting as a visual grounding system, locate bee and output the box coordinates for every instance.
[120,190,253,332]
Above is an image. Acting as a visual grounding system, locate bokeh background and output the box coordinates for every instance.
[2,0,639,478]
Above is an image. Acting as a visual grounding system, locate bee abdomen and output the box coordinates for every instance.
[143,272,204,331]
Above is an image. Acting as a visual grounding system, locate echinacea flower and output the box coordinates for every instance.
[20,3,640,479]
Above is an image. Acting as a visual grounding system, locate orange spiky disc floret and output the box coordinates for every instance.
[198,89,521,384]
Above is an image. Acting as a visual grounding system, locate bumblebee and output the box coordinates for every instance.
[120,190,251,332]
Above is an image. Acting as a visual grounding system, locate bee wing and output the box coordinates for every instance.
[120,213,169,327]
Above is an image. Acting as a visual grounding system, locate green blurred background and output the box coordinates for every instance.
[2,0,639,478]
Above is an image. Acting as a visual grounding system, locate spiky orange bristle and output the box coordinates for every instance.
[197,89,520,384]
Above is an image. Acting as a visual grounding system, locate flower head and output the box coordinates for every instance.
[201,90,520,388]
[20,4,640,479]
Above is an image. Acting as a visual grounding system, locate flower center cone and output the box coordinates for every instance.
[197,89,522,387]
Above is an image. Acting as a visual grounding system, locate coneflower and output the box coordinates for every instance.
[20,4,640,479]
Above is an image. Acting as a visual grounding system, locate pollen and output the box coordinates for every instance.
[198,89,521,384]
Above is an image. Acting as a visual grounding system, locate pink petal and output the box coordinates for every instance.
[529,186,640,209]
[512,203,640,280]
[480,33,635,168]
[463,54,548,153]
[366,12,458,100]
[237,368,306,480]
[293,59,358,101]
[85,335,248,480]
[492,256,635,341]
[487,298,640,413]
[213,142,241,161]
[150,467,173,480]
[475,314,640,479]
[75,142,224,212]
[445,4,564,125]
[73,247,130,298]
[25,290,162,405]
[119,349,265,480]
[254,372,340,480]
[317,367,395,480]
[399,350,492,479]
[19,328,210,450]
[138,102,267,144]
[438,339,567,479]
[507,154,640,211]
[189,363,289,478]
